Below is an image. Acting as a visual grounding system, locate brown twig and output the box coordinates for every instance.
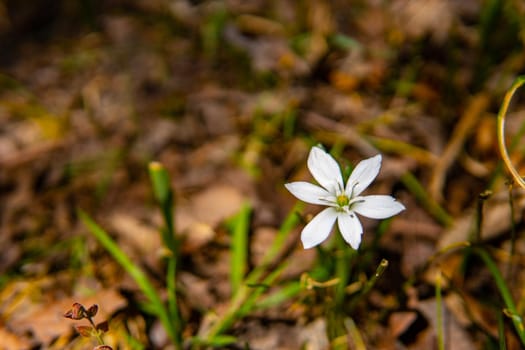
[429,93,489,202]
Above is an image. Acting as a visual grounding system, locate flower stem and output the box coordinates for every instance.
[86,315,104,345]
[435,273,445,350]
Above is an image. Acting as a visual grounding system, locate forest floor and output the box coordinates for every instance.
[2,1,525,349]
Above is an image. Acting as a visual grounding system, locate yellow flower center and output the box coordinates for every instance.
[336,194,349,207]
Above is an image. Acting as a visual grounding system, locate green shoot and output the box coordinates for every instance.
[148,162,177,253]
[148,162,182,346]
[256,281,301,310]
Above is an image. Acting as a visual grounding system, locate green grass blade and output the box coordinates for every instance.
[229,202,251,294]
[401,172,453,226]
[78,210,180,346]
[475,247,525,346]
[256,281,301,310]
[203,203,303,340]
[246,201,304,284]
[238,261,288,317]
[148,162,182,345]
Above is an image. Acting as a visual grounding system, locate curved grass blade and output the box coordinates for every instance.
[475,247,525,346]
[78,210,180,347]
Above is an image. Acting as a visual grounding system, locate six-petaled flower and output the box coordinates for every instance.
[285,146,405,249]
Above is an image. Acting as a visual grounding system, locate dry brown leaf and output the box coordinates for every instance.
[401,239,435,278]
[237,320,304,350]
[392,0,454,43]
[445,293,498,337]
[178,272,215,310]
[281,247,316,280]
[223,24,309,76]
[297,318,329,350]
[235,14,286,36]
[331,49,380,94]
[306,0,334,35]
[416,298,476,350]
[0,327,33,350]
[423,253,463,288]
[8,288,126,346]
[176,184,246,241]
[250,226,278,267]
[474,115,498,155]
[388,311,418,338]
[109,212,163,267]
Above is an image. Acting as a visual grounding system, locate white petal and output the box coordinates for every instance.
[346,154,382,197]
[301,207,338,249]
[307,146,343,193]
[352,195,405,219]
[284,182,332,205]
[337,212,363,250]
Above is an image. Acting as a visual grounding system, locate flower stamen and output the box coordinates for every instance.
[349,181,359,197]
[336,194,349,207]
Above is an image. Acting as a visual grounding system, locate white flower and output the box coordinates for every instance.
[285,146,405,249]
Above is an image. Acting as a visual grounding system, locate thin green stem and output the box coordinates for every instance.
[436,273,445,350]
[86,315,105,345]
[166,257,180,341]
[348,259,388,312]
[361,259,388,297]
[498,311,507,350]
[334,234,353,307]
[474,190,492,243]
